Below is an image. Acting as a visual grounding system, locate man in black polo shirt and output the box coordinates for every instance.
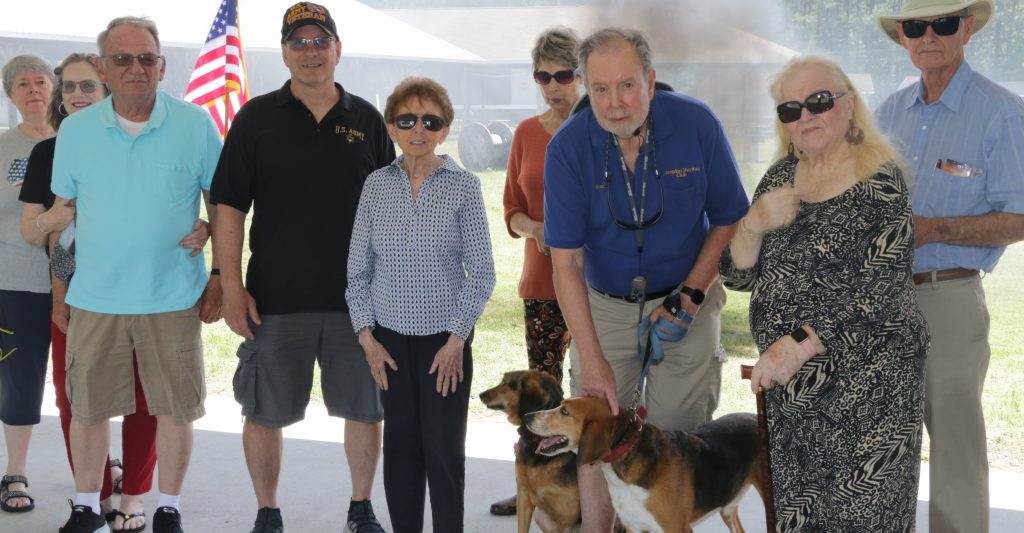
[210,3,395,532]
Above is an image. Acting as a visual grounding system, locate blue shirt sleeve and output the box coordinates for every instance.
[701,113,749,226]
[50,127,78,200]
[985,111,1024,215]
[543,128,590,249]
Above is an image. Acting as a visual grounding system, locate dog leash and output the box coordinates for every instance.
[629,289,693,414]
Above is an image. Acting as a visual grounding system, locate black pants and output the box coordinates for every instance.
[375,326,472,533]
[0,290,51,425]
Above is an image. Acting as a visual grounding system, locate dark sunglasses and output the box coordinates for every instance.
[533,70,575,85]
[105,53,163,68]
[900,16,962,39]
[61,80,101,94]
[776,90,847,124]
[288,36,335,51]
[394,113,445,132]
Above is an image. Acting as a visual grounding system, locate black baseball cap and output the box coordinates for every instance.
[281,2,338,42]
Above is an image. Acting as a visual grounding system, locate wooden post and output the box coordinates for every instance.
[741,364,776,532]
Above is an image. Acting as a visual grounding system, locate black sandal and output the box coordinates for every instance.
[109,458,124,494]
[489,494,516,516]
[112,509,147,533]
[1,474,35,513]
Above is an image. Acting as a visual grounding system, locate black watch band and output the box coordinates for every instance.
[210,268,221,276]
[680,285,705,306]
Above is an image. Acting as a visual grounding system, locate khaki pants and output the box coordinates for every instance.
[569,280,725,432]
[916,275,990,533]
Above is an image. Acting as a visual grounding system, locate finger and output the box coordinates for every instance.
[247,301,262,326]
[606,388,620,416]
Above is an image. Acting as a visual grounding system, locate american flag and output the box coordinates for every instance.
[185,0,249,137]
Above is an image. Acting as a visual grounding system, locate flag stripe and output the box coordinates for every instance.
[185,0,248,138]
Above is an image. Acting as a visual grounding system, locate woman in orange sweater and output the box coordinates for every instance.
[493,26,581,517]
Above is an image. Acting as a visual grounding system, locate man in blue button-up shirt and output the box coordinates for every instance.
[876,2,1024,531]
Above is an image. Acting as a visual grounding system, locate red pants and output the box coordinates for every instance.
[51,321,157,498]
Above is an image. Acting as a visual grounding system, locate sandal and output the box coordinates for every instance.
[489,494,516,516]
[112,509,147,533]
[1,474,35,513]
[109,458,124,494]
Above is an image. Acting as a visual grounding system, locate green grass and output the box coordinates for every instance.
[200,141,1023,472]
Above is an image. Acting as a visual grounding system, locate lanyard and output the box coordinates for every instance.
[603,119,660,254]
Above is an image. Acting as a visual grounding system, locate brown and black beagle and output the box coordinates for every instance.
[479,370,581,533]
[524,397,766,533]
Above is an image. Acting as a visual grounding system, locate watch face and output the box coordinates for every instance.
[790,327,809,343]
[681,286,705,305]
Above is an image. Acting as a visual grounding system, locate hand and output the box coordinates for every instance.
[580,352,619,415]
[222,283,260,340]
[429,334,465,397]
[179,219,210,257]
[51,281,70,333]
[531,224,550,256]
[197,276,222,324]
[40,198,76,234]
[358,329,397,390]
[749,334,816,393]
[647,305,690,337]
[748,183,800,234]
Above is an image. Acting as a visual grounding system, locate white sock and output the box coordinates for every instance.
[156,492,180,510]
[76,492,101,515]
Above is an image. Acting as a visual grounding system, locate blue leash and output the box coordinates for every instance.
[629,290,693,411]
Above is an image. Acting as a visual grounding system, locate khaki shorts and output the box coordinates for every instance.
[66,306,205,425]
[568,279,726,432]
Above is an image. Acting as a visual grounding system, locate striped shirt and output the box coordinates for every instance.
[346,154,495,339]
[875,60,1024,273]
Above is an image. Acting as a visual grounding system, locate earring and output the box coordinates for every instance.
[786,142,797,161]
[58,102,69,116]
[845,119,864,145]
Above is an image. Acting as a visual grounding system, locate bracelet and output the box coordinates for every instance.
[210,268,221,276]
[740,217,763,238]
[35,215,49,234]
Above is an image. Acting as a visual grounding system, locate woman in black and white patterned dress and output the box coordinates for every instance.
[720,56,928,531]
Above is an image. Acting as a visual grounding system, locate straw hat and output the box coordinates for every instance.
[878,0,995,43]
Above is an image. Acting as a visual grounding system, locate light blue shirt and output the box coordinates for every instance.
[346,155,495,340]
[51,91,222,313]
[875,61,1024,273]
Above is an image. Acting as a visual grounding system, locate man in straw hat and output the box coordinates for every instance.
[875,1,1024,531]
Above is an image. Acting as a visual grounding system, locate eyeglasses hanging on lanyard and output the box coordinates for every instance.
[604,118,663,254]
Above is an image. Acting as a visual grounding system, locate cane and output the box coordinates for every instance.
[741,364,776,532]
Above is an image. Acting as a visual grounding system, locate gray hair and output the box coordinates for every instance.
[531,27,580,72]
[2,54,55,98]
[578,28,653,82]
[97,16,161,53]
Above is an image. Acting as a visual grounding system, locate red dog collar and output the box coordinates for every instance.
[603,406,646,463]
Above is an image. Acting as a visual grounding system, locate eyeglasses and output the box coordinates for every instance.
[288,37,335,51]
[104,53,163,68]
[533,70,575,85]
[394,113,446,132]
[776,90,847,124]
[61,80,101,94]
[900,16,962,39]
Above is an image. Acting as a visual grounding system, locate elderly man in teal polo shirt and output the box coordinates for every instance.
[875,1,1024,531]
[51,16,222,533]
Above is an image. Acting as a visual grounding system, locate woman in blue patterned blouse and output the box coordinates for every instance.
[346,76,496,533]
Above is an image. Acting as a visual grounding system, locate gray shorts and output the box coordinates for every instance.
[232,312,382,428]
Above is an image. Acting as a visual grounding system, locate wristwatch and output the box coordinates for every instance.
[680,285,705,306]
[789,326,818,358]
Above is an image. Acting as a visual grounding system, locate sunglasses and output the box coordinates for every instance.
[776,90,847,124]
[533,70,575,85]
[288,37,335,51]
[105,53,163,68]
[900,16,962,39]
[61,80,101,94]
[394,113,446,132]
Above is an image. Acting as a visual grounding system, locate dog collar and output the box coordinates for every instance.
[603,406,646,463]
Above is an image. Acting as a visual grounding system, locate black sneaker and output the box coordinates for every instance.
[250,507,283,533]
[152,506,183,533]
[346,500,384,533]
[58,499,109,533]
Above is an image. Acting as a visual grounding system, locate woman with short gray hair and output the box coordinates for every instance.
[0,53,54,513]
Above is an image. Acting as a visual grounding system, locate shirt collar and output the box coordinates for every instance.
[391,153,460,175]
[909,60,973,113]
[97,91,168,133]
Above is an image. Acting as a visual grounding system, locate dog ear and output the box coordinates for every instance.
[576,417,612,465]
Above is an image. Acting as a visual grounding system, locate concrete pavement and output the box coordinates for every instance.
[1,387,1022,532]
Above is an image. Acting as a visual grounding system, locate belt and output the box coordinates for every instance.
[913,268,979,285]
[594,284,675,303]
